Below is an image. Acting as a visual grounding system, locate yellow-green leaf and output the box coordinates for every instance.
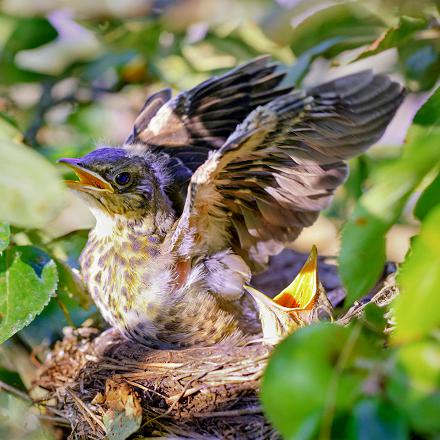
[0,223,9,253]
[0,246,58,343]
[0,138,65,228]
[392,205,440,344]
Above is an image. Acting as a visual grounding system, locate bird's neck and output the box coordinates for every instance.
[89,206,174,240]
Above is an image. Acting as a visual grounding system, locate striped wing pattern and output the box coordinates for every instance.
[173,70,404,266]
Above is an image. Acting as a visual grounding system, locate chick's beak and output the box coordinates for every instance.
[244,245,325,343]
[58,158,113,193]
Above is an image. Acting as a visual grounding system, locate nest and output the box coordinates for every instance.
[31,251,398,439]
[33,328,277,439]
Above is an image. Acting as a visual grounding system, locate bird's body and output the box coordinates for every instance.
[80,208,250,347]
[61,57,404,348]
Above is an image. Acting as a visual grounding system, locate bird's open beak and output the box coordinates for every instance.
[272,245,318,310]
[245,245,327,342]
[58,158,114,193]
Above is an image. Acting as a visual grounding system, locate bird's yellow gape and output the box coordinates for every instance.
[245,246,328,343]
[273,245,318,310]
[58,158,114,192]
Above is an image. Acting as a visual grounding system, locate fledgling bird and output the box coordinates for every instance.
[60,56,404,348]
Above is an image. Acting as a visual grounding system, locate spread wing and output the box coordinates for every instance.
[124,56,291,174]
[172,70,404,267]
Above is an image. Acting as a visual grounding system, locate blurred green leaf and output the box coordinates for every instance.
[362,303,388,336]
[18,293,95,347]
[0,17,57,84]
[347,399,408,440]
[414,172,440,221]
[399,39,440,91]
[0,115,22,142]
[354,16,427,61]
[105,20,162,57]
[55,259,91,308]
[0,246,58,344]
[410,85,440,128]
[345,156,370,201]
[0,224,10,253]
[340,87,440,305]
[388,341,440,435]
[0,138,65,228]
[288,4,383,58]
[82,51,137,82]
[285,37,343,86]
[0,368,25,391]
[0,392,51,440]
[262,323,374,440]
[392,205,440,344]
[0,111,19,130]
[47,229,89,269]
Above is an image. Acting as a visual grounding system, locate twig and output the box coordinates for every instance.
[55,297,76,328]
[37,414,71,427]
[66,387,106,432]
[192,406,262,418]
[125,380,167,399]
[166,386,203,403]
[0,380,32,402]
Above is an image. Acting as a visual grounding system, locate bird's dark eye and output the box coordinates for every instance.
[115,172,132,186]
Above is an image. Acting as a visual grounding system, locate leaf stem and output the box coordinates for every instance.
[319,322,362,440]
[0,379,32,402]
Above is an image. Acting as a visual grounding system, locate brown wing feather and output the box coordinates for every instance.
[173,71,405,267]
[124,56,291,173]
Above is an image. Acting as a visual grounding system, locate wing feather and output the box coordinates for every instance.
[172,71,405,267]
[124,56,291,172]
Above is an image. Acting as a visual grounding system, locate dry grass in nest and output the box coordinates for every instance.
[33,327,277,439]
[30,251,398,440]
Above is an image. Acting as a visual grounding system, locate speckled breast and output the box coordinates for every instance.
[79,223,247,348]
[79,228,173,343]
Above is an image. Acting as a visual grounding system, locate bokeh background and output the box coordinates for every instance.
[0,0,439,439]
[1,0,437,259]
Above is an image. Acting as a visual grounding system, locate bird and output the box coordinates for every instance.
[59,56,404,348]
[244,245,333,344]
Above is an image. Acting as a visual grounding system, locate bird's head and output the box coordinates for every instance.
[59,148,168,218]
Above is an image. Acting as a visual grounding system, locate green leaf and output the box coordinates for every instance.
[340,88,440,305]
[392,205,440,344]
[0,115,22,142]
[0,368,25,391]
[284,37,344,86]
[18,293,95,348]
[354,16,427,61]
[388,341,440,435]
[55,259,91,309]
[0,17,57,84]
[288,3,383,58]
[414,172,440,221]
[261,323,374,440]
[0,224,10,253]
[82,51,137,82]
[0,392,49,440]
[103,410,142,440]
[411,85,440,127]
[0,246,58,344]
[347,399,408,440]
[0,138,65,228]
[399,40,440,91]
[102,383,142,440]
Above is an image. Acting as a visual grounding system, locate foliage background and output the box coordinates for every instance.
[0,0,439,439]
